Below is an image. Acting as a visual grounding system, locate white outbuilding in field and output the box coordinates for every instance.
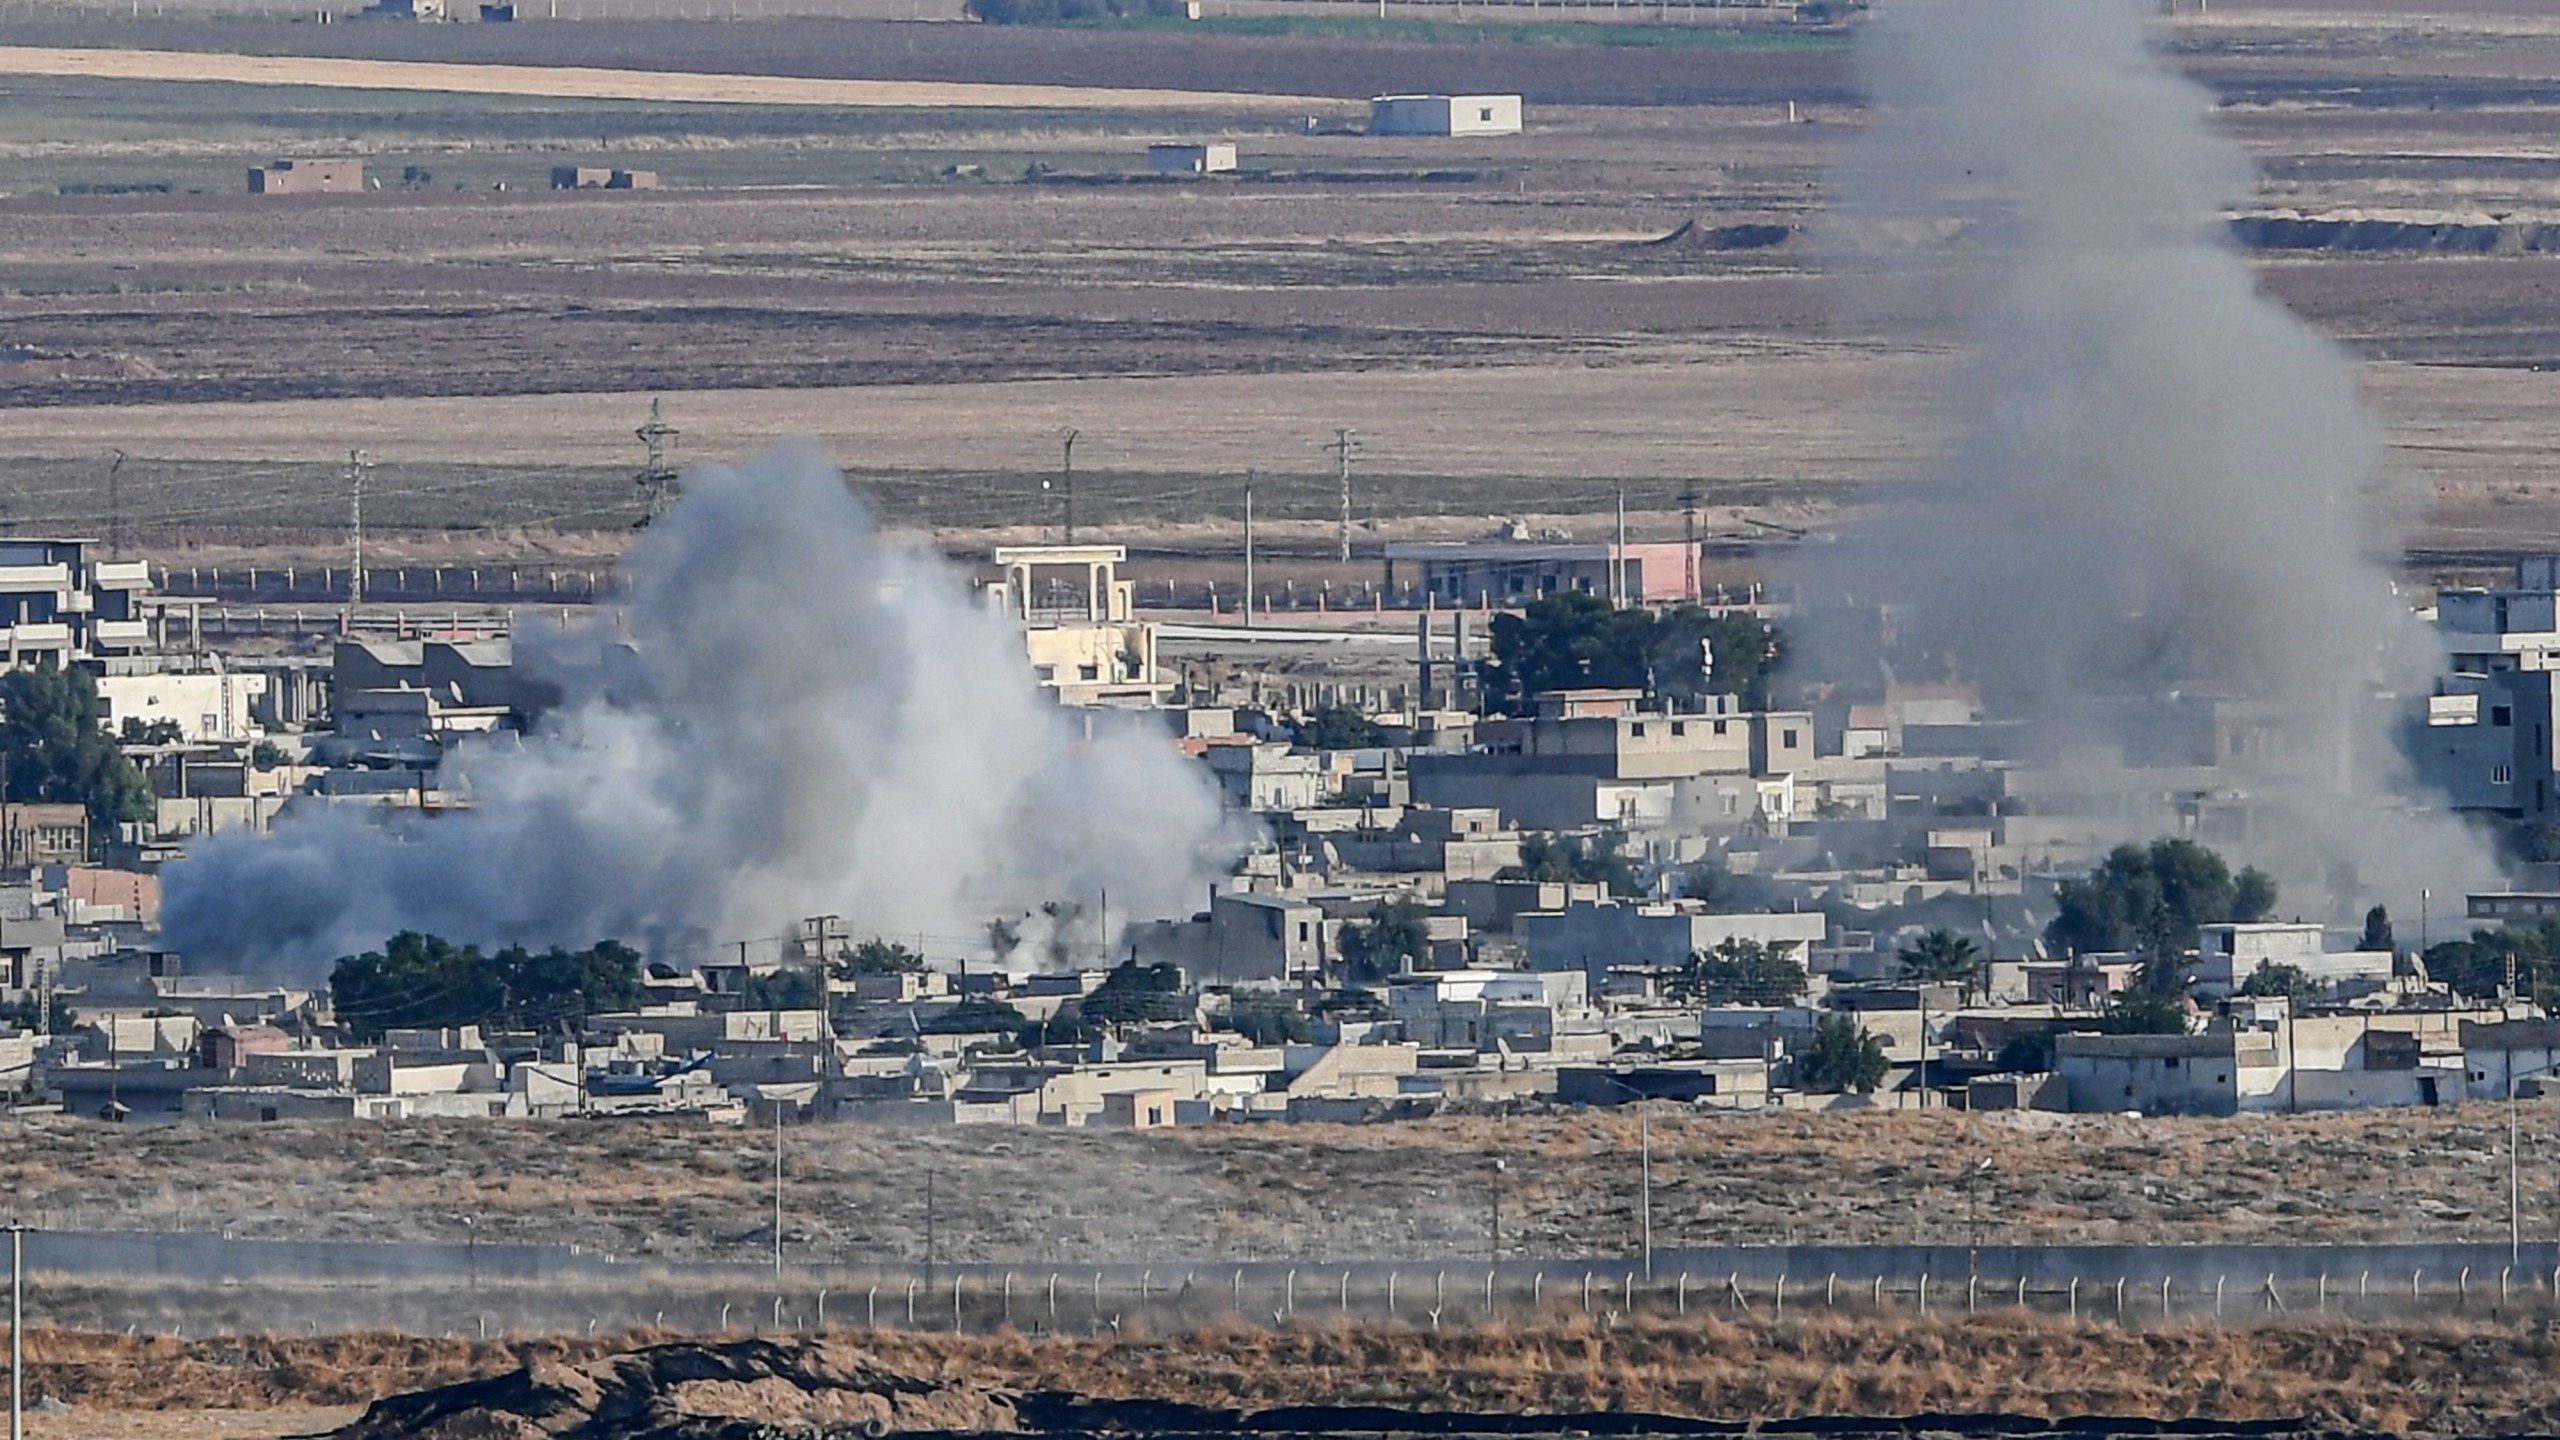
[1368,94,1523,137]
[1147,142,1239,174]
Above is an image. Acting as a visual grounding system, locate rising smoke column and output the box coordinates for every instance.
[1805,0,2493,904]
[162,441,1236,977]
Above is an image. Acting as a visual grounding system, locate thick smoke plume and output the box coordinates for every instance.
[1804,0,2495,908]
[164,442,1235,977]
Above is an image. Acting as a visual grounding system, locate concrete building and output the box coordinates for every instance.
[1521,899,1825,990]
[1201,891,1325,984]
[247,159,365,195]
[1147,142,1237,174]
[0,539,152,667]
[0,805,87,870]
[1369,94,1523,137]
[94,668,269,743]
[1381,540,1704,606]
[1202,743,1325,812]
[551,166,659,189]
[2054,1029,2287,1116]
[1411,691,1804,831]
[985,546,1169,705]
[2191,922,2393,999]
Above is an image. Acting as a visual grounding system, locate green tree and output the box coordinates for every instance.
[1502,831,1641,897]
[920,995,1027,1035]
[0,661,154,843]
[1293,705,1382,750]
[118,717,182,745]
[743,966,823,1011]
[2359,905,2395,954]
[1994,1026,2059,1073]
[1220,994,1312,1046]
[2044,839,2277,961]
[1667,939,1808,1006]
[1337,896,1429,983]
[1798,1012,1890,1094]
[1077,960,1190,1028]
[329,931,505,1042]
[834,938,924,979]
[2238,961,2318,1003]
[495,938,643,1028]
[329,932,646,1040]
[2094,987,2190,1036]
[2424,919,2560,1004]
[1479,593,1784,714]
[250,740,288,771]
[1896,927,1982,995]
[0,992,71,1035]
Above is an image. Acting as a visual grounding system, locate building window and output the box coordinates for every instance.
[2495,706,2514,727]
[1714,721,1728,736]
[2164,1057,2180,1069]
[2494,765,2514,784]
[1671,723,1686,737]
[1479,108,1495,122]
[1630,722,1646,738]
[1297,922,1310,942]
[1782,728,1799,748]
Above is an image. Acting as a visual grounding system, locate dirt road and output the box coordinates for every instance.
[0,44,1339,109]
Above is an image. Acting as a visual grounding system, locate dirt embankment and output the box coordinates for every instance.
[27,1319,2560,1439]
[2233,214,2560,254]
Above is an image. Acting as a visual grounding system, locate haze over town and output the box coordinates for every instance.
[7,0,2560,1435]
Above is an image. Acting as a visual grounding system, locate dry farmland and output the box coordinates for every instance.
[0,1106,2550,1265]
[1,2,2560,574]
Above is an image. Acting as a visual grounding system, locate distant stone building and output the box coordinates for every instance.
[551,166,659,190]
[1147,143,1237,175]
[1369,94,1523,137]
[247,159,365,195]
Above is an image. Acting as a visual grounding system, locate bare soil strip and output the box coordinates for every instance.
[0,44,1338,110]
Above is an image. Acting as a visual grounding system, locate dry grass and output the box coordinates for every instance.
[18,1314,2560,1434]
[0,1106,2543,1264]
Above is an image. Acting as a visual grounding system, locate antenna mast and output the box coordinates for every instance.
[1329,427,1361,563]
[634,397,680,526]
[105,450,126,561]
[347,448,371,608]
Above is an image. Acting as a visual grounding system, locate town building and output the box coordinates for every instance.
[1368,94,1524,137]
[1147,143,1237,174]
[247,159,366,195]
[984,546,1169,706]
[1381,540,1708,607]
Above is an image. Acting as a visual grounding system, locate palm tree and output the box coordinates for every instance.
[1898,927,1984,1004]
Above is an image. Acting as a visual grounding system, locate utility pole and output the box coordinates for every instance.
[634,397,680,526]
[104,450,125,562]
[1613,486,1628,610]
[9,1222,21,1440]
[773,1102,785,1282]
[346,448,370,608]
[1059,429,1079,543]
[1243,472,1257,629]
[1328,428,1360,563]
[1679,482,1699,602]
[923,1165,937,1288]
[1489,1156,1505,1263]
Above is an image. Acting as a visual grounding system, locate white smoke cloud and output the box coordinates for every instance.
[162,441,1238,976]
[1799,0,2497,910]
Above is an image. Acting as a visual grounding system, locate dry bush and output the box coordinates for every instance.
[20,1314,2560,1434]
